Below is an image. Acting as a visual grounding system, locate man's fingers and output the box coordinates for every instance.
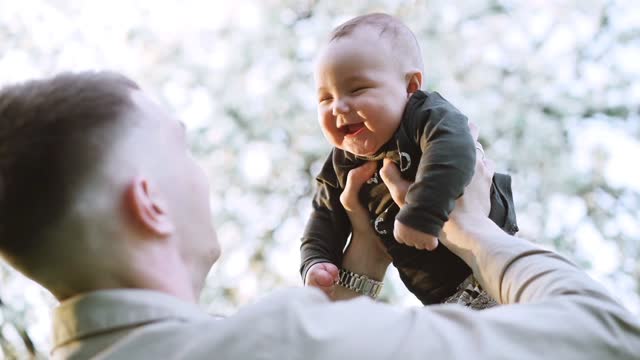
[474,150,495,182]
[483,158,495,176]
[380,159,410,208]
[469,121,479,142]
[380,159,402,183]
[341,162,376,212]
[341,162,377,233]
[349,161,377,186]
[470,121,486,167]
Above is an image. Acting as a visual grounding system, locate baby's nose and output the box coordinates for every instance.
[332,99,349,116]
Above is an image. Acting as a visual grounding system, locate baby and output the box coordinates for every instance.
[300,13,518,304]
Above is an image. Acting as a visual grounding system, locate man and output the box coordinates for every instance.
[0,72,638,359]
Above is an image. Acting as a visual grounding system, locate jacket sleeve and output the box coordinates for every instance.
[396,97,476,237]
[299,156,352,282]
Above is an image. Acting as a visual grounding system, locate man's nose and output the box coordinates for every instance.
[332,98,349,116]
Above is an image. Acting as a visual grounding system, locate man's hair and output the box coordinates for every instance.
[0,71,139,264]
[329,13,424,72]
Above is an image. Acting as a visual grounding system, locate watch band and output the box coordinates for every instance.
[337,268,383,299]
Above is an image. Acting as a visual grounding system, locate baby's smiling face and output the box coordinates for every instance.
[314,28,413,157]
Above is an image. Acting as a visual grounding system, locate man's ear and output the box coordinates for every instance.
[125,176,174,237]
[406,71,423,95]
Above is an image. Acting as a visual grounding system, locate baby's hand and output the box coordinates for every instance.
[394,220,439,250]
[305,262,340,297]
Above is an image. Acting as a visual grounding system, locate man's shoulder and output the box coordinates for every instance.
[245,286,330,311]
[95,288,330,359]
[208,287,330,332]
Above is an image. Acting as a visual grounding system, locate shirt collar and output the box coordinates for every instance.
[52,289,206,350]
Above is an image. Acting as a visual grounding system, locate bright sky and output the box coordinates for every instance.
[0,0,639,355]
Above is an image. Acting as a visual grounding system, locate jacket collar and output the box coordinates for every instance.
[52,289,207,350]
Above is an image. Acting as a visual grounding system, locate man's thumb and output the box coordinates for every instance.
[380,159,400,183]
[380,158,409,207]
[342,162,376,211]
[380,159,402,183]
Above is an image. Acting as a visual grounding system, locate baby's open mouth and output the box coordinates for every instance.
[343,123,365,137]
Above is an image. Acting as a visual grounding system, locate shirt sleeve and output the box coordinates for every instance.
[285,237,640,360]
[105,234,639,360]
[396,95,476,237]
[299,153,352,282]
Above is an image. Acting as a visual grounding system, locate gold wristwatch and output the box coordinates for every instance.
[337,268,383,299]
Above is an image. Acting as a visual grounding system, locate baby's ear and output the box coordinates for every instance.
[406,71,423,95]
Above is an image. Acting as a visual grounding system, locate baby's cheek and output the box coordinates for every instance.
[375,106,403,128]
[318,110,334,129]
[320,124,340,145]
[359,97,382,114]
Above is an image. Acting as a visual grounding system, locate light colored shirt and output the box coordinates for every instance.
[51,238,640,359]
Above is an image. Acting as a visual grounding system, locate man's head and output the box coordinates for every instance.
[314,13,424,156]
[0,72,220,301]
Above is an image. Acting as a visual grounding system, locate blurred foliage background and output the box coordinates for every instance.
[0,0,639,358]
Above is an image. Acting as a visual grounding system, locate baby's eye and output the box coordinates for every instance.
[318,96,333,103]
[351,87,369,94]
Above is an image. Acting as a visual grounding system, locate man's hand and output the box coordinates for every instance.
[339,162,378,233]
[439,128,495,262]
[380,122,494,257]
[305,262,339,297]
[332,161,392,300]
[379,158,439,250]
[340,161,391,267]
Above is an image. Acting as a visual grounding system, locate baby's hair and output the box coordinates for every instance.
[329,13,424,72]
